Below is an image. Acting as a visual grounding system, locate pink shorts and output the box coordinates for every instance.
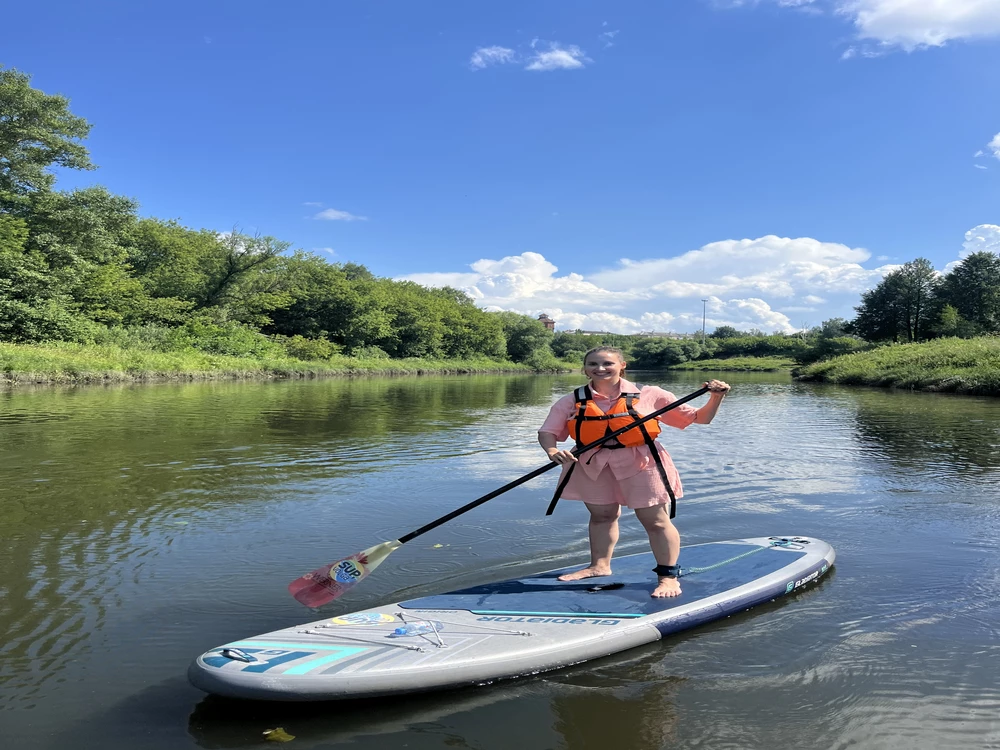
[556,463,683,509]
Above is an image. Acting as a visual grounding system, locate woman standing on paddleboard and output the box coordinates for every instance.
[538,346,730,598]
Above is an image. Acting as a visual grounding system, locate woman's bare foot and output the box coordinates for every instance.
[557,566,612,582]
[651,576,682,598]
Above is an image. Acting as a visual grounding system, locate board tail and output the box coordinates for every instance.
[288,540,402,607]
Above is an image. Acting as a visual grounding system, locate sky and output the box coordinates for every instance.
[5,0,1000,334]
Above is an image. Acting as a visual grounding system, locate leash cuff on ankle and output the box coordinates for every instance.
[652,564,681,578]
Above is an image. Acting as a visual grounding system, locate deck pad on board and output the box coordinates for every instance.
[401,542,805,618]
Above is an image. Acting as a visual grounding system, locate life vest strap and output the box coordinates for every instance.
[549,385,677,518]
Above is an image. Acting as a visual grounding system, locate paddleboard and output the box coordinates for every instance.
[188,536,834,701]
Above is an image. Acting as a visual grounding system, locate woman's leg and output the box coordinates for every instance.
[633,504,682,598]
[557,502,621,581]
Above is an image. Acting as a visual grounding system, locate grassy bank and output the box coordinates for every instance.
[0,341,558,385]
[793,337,1000,395]
[667,356,797,372]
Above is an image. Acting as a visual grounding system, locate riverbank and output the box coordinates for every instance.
[793,337,1000,395]
[666,356,796,372]
[0,341,564,385]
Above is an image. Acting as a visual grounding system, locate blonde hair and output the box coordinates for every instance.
[582,346,626,375]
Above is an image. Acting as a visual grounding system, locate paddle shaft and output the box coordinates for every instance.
[397,385,710,545]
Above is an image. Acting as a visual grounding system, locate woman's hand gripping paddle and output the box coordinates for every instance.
[287,385,710,607]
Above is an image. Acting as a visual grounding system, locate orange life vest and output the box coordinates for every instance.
[566,385,662,449]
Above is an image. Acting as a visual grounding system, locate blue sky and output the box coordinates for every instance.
[6,0,1000,333]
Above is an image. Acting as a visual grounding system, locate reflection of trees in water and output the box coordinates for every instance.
[257,374,555,437]
[847,390,1000,478]
[0,375,563,714]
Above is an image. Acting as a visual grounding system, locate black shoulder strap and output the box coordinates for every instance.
[625,394,677,519]
[573,386,589,447]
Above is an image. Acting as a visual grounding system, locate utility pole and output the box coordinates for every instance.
[701,299,708,343]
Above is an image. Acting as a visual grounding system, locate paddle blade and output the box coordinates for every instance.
[288,540,402,607]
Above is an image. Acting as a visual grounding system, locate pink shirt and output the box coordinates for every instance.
[538,379,698,481]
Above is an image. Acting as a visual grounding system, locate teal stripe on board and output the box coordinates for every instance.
[284,648,367,675]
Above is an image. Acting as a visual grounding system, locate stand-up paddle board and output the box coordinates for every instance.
[189,536,834,701]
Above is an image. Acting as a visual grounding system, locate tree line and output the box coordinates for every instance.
[3,67,995,371]
[851,256,1000,343]
[0,68,557,366]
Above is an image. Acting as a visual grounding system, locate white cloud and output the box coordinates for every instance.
[469,46,517,70]
[988,133,1000,160]
[842,0,1000,50]
[975,164,989,170]
[313,247,337,256]
[599,29,620,48]
[313,208,367,222]
[303,201,323,207]
[731,1,1000,53]
[400,235,901,334]
[525,43,590,71]
[962,224,1000,257]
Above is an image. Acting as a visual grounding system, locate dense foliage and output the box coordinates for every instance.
[0,68,554,366]
[5,66,998,379]
[851,255,1000,343]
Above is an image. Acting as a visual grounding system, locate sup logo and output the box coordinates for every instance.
[330,613,396,627]
[332,559,364,584]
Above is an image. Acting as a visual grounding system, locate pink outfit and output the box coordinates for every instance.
[538,379,698,509]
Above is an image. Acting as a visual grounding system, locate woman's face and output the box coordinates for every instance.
[583,351,625,384]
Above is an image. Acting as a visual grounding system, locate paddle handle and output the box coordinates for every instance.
[398,385,709,545]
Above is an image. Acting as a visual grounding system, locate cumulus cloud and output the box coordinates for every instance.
[962,224,1000,257]
[400,235,902,334]
[843,0,1000,50]
[469,46,516,70]
[987,133,1000,160]
[731,1,1000,53]
[525,43,590,71]
[313,208,367,221]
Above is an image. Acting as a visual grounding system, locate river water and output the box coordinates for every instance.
[1,372,999,749]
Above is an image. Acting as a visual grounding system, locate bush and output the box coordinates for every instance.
[89,323,193,352]
[184,319,285,358]
[275,334,341,361]
[798,336,869,364]
[351,345,391,359]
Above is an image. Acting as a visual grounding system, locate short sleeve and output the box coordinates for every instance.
[646,387,698,430]
[538,393,577,441]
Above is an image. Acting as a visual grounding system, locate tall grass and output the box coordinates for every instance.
[0,341,545,384]
[793,337,1000,395]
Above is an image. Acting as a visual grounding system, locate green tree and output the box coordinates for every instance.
[494,311,553,362]
[0,214,90,340]
[709,325,741,339]
[818,318,850,338]
[937,251,1000,334]
[629,338,688,368]
[0,67,94,208]
[852,259,940,343]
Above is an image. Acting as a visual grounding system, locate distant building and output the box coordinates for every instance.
[537,313,555,331]
[636,331,698,340]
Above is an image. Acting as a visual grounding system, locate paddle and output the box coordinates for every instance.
[288,385,711,607]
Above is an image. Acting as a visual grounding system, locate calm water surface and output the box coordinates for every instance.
[2,373,999,749]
